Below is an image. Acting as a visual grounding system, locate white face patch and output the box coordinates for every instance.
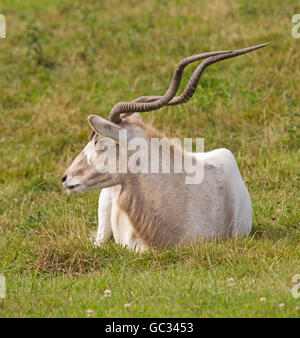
[83,140,94,167]
[83,138,118,174]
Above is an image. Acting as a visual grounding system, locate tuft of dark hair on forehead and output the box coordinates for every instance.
[89,130,96,140]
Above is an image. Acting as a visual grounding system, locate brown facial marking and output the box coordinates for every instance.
[89,130,96,141]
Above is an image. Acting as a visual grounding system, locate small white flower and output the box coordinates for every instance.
[86,309,94,317]
[104,289,111,298]
[124,303,131,308]
[260,297,266,302]
[279,303,285,309]
[227,277,235,286]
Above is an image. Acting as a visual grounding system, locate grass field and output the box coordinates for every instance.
[0,0,299,317]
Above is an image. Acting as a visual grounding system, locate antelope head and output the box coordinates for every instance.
[62,44,268,193]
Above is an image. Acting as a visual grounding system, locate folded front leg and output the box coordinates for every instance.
[94,188,113,246]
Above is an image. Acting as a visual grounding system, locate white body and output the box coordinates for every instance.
[62,46,267,250]
[94,148,252,250]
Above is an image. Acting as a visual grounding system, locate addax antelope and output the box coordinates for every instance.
[62,43,268,251]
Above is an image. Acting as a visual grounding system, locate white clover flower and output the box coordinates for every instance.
[104,289,112,298]
[86,309,94,317]
[260,297,266,302]
[227,277,235,286]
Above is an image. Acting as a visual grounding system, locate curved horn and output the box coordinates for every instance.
[108,50,233,123]
[167,43,269,106]
[108,43,269,123]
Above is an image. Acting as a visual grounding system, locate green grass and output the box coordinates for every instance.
[0,0,299,317]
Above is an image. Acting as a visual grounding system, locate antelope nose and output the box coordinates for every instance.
[62,175,67,183]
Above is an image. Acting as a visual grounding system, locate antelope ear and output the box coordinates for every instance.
[88,115,123,142]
